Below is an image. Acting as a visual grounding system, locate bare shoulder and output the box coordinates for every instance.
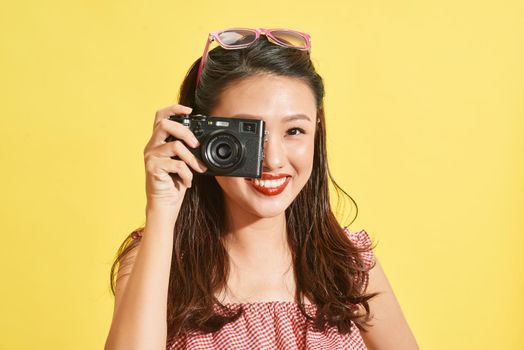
[360,256,420,350]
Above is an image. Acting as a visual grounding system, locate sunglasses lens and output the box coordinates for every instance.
[217,30,257,47]
[270,30,309,49]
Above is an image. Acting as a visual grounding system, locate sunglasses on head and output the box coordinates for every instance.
[195,28,312,88]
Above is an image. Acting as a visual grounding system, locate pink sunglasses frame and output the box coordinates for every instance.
[195,27,312,88]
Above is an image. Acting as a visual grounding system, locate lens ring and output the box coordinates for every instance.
[204,132,244,171]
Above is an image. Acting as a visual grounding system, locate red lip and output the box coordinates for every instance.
[245,173,292,196]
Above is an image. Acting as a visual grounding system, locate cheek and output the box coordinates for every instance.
[294,143,313,158]
[288,140,315,177]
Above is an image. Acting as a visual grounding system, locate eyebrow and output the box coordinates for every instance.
[282,114,312,123]
[232,114,312,123]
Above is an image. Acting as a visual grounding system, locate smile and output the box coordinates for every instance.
[245,175,291,196]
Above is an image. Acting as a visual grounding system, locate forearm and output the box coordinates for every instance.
[105,205,178,350]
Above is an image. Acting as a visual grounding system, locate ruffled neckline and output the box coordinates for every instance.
[220,300,316,308]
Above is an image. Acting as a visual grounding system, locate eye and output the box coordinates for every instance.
[287,127,305,136]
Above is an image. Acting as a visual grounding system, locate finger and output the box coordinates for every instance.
[145,156,194,188]
[163,159,194,188]
[153,104,192,130]
[150,117,200,149]
[150,140,208,173]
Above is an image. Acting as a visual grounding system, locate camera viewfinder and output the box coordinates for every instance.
[241,121,257,134]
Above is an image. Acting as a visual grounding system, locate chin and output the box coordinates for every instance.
[246,201,290,218]
[216,173,307,220]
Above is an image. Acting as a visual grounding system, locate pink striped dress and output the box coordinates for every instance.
[132,228,375,350]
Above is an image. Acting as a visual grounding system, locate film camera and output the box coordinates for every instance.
[165,114,265,178]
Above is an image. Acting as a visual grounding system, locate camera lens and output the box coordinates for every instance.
[216,144,232,159]
[204,132,244,171]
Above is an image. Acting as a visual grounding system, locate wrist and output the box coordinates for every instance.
[145,202,179,223]
[146,195,182,211]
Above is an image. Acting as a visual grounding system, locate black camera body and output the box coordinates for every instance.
[165,114,265,178]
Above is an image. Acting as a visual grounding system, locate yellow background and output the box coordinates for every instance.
[1,0,522,349]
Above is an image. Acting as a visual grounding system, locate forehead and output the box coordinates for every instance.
[210,74,317,123]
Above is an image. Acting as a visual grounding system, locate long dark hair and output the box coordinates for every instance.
[110,36,380,340]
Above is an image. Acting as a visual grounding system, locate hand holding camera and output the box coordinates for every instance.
[143,104,208,209]
[143,104,266,211]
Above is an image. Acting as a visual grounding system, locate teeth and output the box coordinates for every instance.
[254,177,287,188]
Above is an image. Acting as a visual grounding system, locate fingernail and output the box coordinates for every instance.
[192,138,199,147]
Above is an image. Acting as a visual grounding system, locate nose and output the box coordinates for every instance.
[262,131,285,171]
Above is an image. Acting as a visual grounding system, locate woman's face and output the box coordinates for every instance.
[211,74,318,219]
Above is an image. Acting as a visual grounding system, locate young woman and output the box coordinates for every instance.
[105,28,419,350]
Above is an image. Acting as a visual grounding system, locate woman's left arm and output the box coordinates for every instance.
[360,256,420,350]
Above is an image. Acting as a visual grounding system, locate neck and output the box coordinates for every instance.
[221,199,291,271]
[216,196,302,304]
